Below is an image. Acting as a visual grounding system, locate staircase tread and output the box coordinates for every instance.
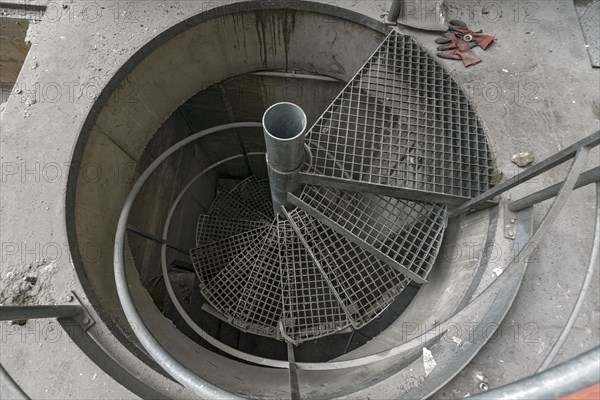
[209,176,274,222]
[278,219,352,343]
[191,225,271,291]
[195,214,269,246]
[290,185,448,282]
[287,208,410,328]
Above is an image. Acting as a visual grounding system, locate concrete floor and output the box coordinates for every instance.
[1,0,598,398]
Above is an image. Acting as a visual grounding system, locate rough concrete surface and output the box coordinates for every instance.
[0,0,598,399]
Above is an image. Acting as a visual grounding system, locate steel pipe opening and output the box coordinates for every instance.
[263,102,308,214]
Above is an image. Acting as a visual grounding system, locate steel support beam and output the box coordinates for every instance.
[508,166,599,212]
[0,305,82,321]
[451,131,600,217]
[298,173,498,208]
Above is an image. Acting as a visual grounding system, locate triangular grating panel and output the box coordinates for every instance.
[304,31,494,202]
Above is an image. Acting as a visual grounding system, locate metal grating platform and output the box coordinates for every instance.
[230,226,282,337]
[231,176,275,220]
[193,226,271,291]
[200,226,274,320]
[303,31,494,204]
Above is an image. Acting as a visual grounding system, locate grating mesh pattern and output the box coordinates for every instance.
[288,209,410,328]
[233,176,275,219]
[278,220,352,343]
[200,226,273,321]
[195,214,268,246]
[305,31,494,199]
[390,203,447,279]
[209,177,272,221]
[293,185,447,282]
[193,226,271,291]
[229,226,283,337]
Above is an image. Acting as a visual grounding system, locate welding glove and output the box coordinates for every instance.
[435,32,481,67]
[448,20,495,50]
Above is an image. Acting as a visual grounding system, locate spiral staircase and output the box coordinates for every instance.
[1,4,598,400]
[188,30,492,345]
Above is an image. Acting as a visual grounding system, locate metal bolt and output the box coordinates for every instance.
[82,317,90,325]
[65,295,74,303]
[479,382,489,391]
[14,88,22,94]
[508,231,514,237]
[510,219,516,223]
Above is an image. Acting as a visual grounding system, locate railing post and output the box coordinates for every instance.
[386,0,403,25]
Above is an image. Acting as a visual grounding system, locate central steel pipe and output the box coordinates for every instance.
[262,102,307,216]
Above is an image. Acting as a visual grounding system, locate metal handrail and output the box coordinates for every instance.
[472,346,600,400]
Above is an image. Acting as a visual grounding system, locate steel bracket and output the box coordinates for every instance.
[70,291,95,331]
[503,209,519,240]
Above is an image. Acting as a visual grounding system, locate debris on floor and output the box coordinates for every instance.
[423,347,438,376]
[511,152,535,167]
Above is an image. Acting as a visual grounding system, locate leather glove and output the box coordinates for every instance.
[448,20,495,50]
[435,32,481,67]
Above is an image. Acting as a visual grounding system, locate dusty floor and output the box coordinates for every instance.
[1,0,599,398]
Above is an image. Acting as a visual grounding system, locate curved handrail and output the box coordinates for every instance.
[114,123,262,399]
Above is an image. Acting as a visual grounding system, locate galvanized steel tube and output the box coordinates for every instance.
[263,102,307,215]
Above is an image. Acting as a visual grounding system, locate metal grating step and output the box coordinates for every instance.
[200,225,275,325]
[229,225,283,337]
[303,31,494,204]
[287,208,410,328]
[278,219,352,343]
[195,214,269,246]
[231,176,275,220]
[288,185,447,283]
[191,226,271,291]
[208,176,273,221]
